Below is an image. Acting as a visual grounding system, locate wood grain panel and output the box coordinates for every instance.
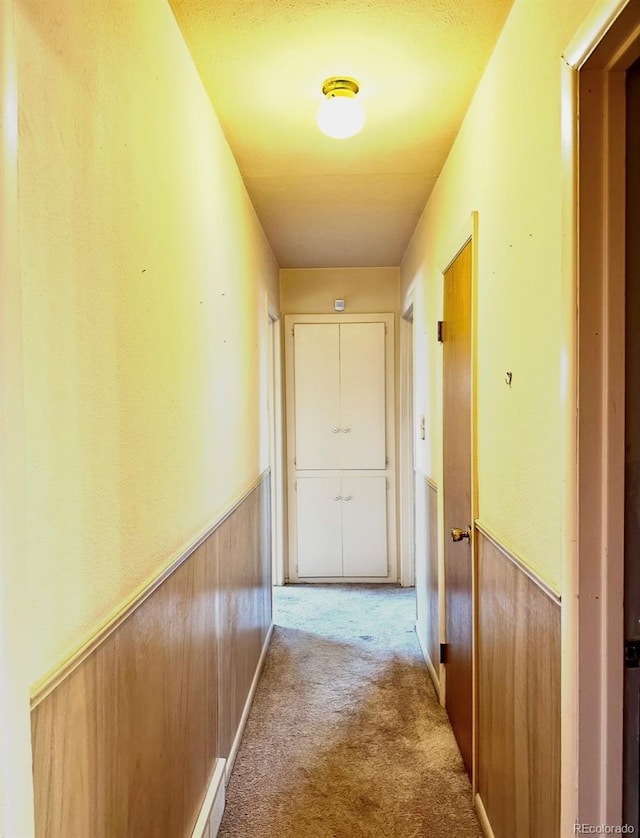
[217,477,272,759]
[426,479,440,682]
[32,474,271,838]
[477,529,561,838]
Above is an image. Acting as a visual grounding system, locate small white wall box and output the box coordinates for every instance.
[334,299,345,312]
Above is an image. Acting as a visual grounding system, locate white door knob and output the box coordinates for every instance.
[332,427,340,433]
[342,427,350,433]
[333,495,341,501]
[344,495,352,501]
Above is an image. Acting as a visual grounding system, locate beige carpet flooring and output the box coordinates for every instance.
[218,584,483,838]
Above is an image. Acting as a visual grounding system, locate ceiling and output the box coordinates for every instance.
[169,0,514,268]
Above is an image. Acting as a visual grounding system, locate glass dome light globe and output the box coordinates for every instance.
[316,78,365,140]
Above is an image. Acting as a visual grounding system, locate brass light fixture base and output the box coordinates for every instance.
[321,77,359,99]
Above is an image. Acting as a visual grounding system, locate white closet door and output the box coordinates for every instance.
[341,477,388,576]
[296,477,343,577]
[294,324,340,469]
[339,323,386,469]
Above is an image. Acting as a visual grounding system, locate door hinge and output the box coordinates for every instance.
[440,643,448,665]
[625,639,640,668]
[437,321,444,343]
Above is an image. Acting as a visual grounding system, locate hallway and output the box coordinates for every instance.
[2,0,638,835]
[219,586,481,838]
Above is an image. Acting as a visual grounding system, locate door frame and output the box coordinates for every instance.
[267,303,285,586]
[438,211,479,786]
[399,297,415,587]
[562,0,640,830]
[284,313,397,583]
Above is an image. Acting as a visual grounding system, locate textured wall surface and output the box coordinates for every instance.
[16,0,278,685]
[402,0,598,591]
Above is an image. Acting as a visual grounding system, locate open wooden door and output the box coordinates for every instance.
[442,240,473,777]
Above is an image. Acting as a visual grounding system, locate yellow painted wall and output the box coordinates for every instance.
[0,1,36,833]
[280,267,399,314]
[401,0,598,591]
[16,0,278,686]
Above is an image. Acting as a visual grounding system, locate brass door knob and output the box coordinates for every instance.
[451,527,471,542]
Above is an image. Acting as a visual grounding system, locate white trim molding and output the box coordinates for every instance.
[191,759,226,838]
[225,622,275,784]
[475,794,496,838]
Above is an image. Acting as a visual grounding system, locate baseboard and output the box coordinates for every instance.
[475,793,496,838]
[225,621,275,784]
[191,758,226,838]
[415,621,441,702]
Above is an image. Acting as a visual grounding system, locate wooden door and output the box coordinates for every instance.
[624,56,640,831]
[293,324,341,469]
[296,477,343,577]
[341,476,388,577]
[442,240,473,777]
[339,323,386,469]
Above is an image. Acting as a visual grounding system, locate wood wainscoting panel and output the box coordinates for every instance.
[31,474,271,838]
[426,478,440,683]
[217,475,272,761]
[477,527,561,838]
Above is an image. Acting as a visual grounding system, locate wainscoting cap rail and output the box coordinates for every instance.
[475,519,561,605]
[30,469,271,709]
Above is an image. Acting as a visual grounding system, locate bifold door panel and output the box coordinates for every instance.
[338,324,386,469]
[296,476,387,578]
[296,477,343,577]
[341,477,387,576]
[293,325,341,470]
[293,322,385,470]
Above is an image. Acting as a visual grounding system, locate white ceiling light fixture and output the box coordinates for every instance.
[316,77,365,140]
